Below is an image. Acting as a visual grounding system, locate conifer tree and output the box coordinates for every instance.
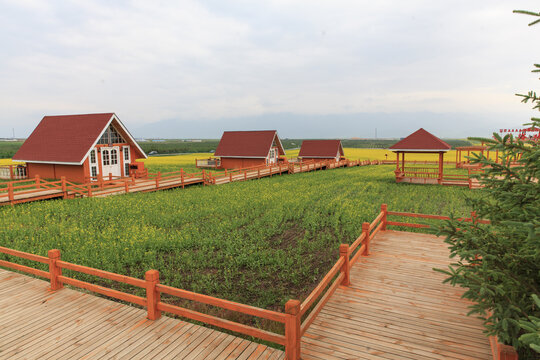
[436,9,540,359]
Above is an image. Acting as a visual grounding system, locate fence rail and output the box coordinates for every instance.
[0,204,492,359]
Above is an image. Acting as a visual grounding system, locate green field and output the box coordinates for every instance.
[0,164,478,315]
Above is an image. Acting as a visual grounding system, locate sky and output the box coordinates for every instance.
[0,0,539,139]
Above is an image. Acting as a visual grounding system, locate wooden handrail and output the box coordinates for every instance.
[0,246,292,354]
[156,283,286,323]
[301,272,345,336]
[300,257,344,316]
[157,302,286,346]
[56,260,146,288]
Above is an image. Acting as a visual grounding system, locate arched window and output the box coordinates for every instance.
[98,125,126,145]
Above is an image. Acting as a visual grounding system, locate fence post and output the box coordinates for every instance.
[362,222,371,256]
[284,299,301,360]
[87,184,92,197]
[61,176,67,198]
[35,175,41,189]
[9,165,14,180]
[244,170,247,181]
[48,249,63,291]
[339,244,350,286]
[145,270,161,320]
[181,169,185,189]
[124,179,129,193]
[156,171,161,189]
[381,204,388,230]
[8,182,14,204]
[131,174,136,185]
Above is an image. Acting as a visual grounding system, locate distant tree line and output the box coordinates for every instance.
[0,138,472,158]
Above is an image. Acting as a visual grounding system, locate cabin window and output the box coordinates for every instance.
[110,149,118,165]
[90,150,97,164]
[123,146,130,161]
[124,163,130,176]
[97,125,126,145]
[91,166,98,178]
[102,150,110,165]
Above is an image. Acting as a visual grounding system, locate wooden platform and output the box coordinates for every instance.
[301,230,492,360]
[0,269,283,359]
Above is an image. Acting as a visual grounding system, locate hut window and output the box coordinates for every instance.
[91,166,97,178]
[111,149,118,165]
[102,150,110,165]
[98,125,126,145]
[124,163,130,176]
[123,146,130,161]
[89,150,96,164]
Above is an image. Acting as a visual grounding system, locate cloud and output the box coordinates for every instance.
[0,0,538,138]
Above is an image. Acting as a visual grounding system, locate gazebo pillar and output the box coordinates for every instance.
[396,152,400,171]
[438,152,444,184]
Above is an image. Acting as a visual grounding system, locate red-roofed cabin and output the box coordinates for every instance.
[298,140,345,162]
[214,130,286,169]
[13,113,147,183]
[389,128,451,185]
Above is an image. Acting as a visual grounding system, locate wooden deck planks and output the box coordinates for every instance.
[0,269,282,359]
[301,230,492,360]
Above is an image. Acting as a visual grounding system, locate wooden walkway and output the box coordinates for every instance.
[0,269,283,359]
[0,175,205,206]
[301,230,492,360]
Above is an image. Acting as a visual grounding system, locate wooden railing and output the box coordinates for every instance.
[0,246,301,358]
[0,205,495,358]
[0,164,27,180]
[195,158,221,169]
[299,204,388,339]
[211,163,289,184]
[386,210,490,229]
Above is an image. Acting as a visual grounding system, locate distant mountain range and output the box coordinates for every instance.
[133,111,513,139]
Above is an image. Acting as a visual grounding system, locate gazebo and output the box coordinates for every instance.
[389,128,451,185]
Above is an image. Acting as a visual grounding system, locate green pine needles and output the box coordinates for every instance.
[435,10,540,359]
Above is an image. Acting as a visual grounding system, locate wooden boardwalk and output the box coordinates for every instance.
[0,175,205,206]
[0,269,283,359]
[301,230,492,360]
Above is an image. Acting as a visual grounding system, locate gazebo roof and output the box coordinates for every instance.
[389,128,451,152]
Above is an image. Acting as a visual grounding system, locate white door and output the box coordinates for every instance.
[101,146,121,178]
[268,147,278,164]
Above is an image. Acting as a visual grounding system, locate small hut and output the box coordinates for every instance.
[389,128,451,184]
[298,140,345,162]
[213,130,286,169]
[13,113,147,183]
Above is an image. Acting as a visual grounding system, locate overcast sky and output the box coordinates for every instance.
[0,0,539,139]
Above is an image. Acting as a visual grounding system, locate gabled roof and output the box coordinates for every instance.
[298,140,344,158]
[13,113,147,165]
[214,130,285,158]
[389,128,451,152]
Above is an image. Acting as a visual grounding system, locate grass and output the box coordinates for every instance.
[0,163,478,310]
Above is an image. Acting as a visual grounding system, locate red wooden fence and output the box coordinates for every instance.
[0,205,506,358]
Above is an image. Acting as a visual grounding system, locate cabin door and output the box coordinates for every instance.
[268,147,278,165]
[101,146,121,178]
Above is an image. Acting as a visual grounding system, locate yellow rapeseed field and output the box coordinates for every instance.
[0,148,479,171]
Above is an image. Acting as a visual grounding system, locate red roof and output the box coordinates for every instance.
[214,131,285,158]
[13,113,146,164]
[389,128,451,151]
[298,140,344,158]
